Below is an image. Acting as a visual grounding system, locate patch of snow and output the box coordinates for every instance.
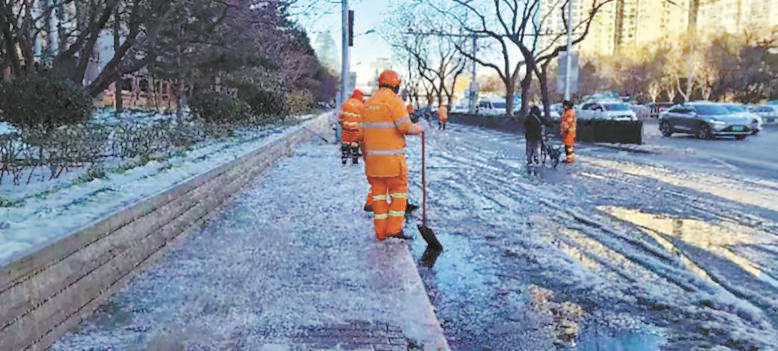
[0,122,16,135]
[0,113,323,265]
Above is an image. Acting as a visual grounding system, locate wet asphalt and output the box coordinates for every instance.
[406,123,778,350]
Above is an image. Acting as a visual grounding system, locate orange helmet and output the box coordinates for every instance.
[351,89,364,101]
[378,70,401,88]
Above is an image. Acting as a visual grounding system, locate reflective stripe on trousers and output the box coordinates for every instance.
[367,174,409,240]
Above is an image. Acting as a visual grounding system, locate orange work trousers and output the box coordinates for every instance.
[563,135,575,163]
[367,174,408,240]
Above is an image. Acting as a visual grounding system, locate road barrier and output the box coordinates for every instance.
[0,114,331,351]
[450,113,643,144]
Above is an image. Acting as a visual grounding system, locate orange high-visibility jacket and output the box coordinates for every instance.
[362,88,422,177]
[561,109,577,141]
[438,106,448,122]
[339,97,364,143]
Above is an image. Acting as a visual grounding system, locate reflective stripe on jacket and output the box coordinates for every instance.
[561,109,577,139]
[362,88,422,177]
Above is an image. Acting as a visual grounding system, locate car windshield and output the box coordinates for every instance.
[603,103,630,111]
[722,105,745,112]
[492,102,506,108]
[693,104,730,115]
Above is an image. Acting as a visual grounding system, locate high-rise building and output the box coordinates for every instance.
[540,0,777,57]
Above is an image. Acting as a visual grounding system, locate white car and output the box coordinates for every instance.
[476,99,508,117]
[450,104,469,113]
[577,101,638,121]
[720,103,762,135]
[748,105,778,125]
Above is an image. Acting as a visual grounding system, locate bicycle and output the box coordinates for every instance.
[539,130,561,168]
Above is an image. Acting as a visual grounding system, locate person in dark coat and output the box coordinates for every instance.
[524,105,554,166]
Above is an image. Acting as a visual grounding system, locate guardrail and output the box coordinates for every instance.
[0,114,331,351]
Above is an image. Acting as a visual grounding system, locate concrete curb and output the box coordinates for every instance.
[0,114,331,351]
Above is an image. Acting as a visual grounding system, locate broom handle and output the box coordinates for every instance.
[421,131,427,227]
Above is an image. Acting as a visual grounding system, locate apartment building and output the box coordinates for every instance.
[540,0,777,57]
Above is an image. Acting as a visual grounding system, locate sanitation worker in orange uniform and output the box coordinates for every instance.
[339,89,365,165]
[561,100,577,163]
[362,70,424,240]
[438,104,448,130]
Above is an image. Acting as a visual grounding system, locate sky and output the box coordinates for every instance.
[294,0,395,87]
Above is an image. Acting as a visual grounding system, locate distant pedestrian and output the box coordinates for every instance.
[560,100,577,163]
[438,104,448,130]
[524,105,554,166]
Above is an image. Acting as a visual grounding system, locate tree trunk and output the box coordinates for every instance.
[537,62,552,120]
[0,5,22,76]
[505,84,516,118]
[42,0,53,64]
[519,72,532,118]
[113,6,123,113]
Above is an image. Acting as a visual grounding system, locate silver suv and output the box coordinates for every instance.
[659,102,751,140]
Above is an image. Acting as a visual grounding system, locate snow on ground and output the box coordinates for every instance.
[0,122,16,135]
[403,123,778,350]
[53,140,444,350]
[0,113,322,265]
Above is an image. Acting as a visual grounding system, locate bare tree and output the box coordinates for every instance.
[529,0,615,119]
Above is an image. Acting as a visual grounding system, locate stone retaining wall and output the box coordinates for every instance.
[0,114,331,351]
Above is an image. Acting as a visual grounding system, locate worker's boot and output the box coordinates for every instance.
[341,144,349,165]
[386,231,412,240]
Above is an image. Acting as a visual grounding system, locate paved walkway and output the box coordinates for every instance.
[53,140,448,350]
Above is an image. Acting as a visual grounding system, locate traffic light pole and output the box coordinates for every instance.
[564,0,573,100]
[337,0,349,143]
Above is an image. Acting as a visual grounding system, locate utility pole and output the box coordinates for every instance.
[470,36,478,113]
[564,0,573,101]
[337,0,349,142]
[686,0,698,102]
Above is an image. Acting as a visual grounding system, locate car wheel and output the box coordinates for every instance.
[752,130,760,135]
[659,121,673,137]
[735,135,747,140]
[697,123,713,139]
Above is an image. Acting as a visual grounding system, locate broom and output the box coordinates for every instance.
[417,131,443,251]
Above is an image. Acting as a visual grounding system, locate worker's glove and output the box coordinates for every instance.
[417,118,430,132]
[562,130,568,137]
[410,112,420,123]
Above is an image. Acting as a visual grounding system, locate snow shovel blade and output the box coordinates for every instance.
[417,224,443,251]
[405,203,419,215]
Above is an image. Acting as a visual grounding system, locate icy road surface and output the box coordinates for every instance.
[405,123,778,350]
[54,122,777,350]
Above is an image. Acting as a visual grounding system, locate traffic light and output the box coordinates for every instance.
[348,10,354,47]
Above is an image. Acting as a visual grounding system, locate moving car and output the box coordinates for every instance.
[720,103,762,135]
[476,99,508,117]
[577,100,638,121]
[659,102,751,140]
[748,105,778,125]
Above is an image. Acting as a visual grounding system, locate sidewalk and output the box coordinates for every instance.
[53,140,448,351]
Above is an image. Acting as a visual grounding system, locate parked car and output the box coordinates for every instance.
[748,105,778,125]
[647,102,674,118]
[659,102,751,140]
[577,100,638,121]
[476,99,508,117]
[630,104,651,120]
[719,103,762,135]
